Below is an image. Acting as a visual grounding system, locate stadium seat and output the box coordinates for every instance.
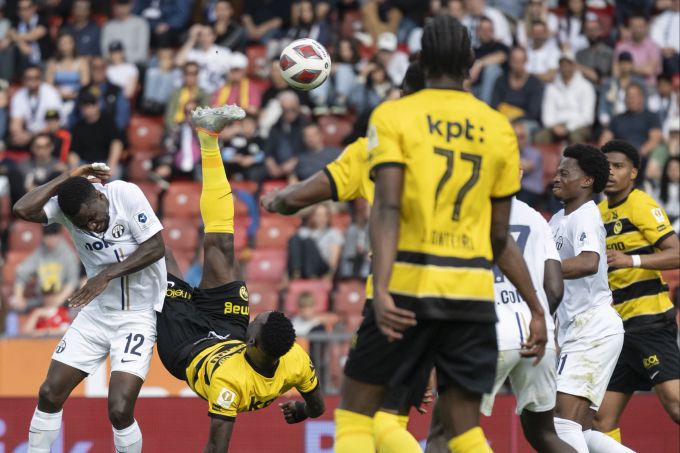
[333,280,366,316]
[135,182,162,212]
[318,115,353,148]
[234,196,250,217]
[283,279,332,314]
[246,249,287,283]
[255,215,298,249]
[233,217,249,251]
[128,115,164,152]
[8,221,43,252]
[162,181,202,220]
[246,282,280,315]
[260,180,287,195]
[343,314,364,334]
[4,251,29,284]
[162,218,200,254]
[127,152,154,182]
[231,181,258,195]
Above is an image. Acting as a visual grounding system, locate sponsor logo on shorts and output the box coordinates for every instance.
[239,286,249,302]
[166,288,192,300]
[112,224,125,238]
[121,358,137,363]
[224,301,249,316]
[55,340,66,354]
[643,354,660,369]
[216,388,236,409]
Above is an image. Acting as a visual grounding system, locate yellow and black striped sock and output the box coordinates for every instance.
[197,129,234,234]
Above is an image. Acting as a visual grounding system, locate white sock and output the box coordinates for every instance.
[584,429,636,453]
[28,408,62,453]
[113,420,143,453]
[553,417,588,453]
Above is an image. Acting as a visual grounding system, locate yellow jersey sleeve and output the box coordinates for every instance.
[324,138,371,202]
[632,193,675,247]
[367,101,405,178]
[490,120,521,199]
[206,375,242,420]
[291,344,319,394]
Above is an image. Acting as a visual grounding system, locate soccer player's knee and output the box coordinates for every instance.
[38,381,66,411]
[108,398,134,428]
[664,396,680,424]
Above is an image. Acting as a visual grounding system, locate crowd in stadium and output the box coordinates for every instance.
[0,0,677,367]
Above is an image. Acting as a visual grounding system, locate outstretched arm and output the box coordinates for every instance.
[204,418,234,453]
[262,171,333,215]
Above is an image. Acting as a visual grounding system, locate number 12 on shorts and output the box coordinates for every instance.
[124,333,145,356]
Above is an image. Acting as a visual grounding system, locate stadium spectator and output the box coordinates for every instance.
[260,58,313,135]
[210,0,246,51]
[600,83,663,176]
[0,79,7,150]
[337,198,371,280]
[69,89,124,176]
[212,52,263,115]
[614,14,662,86]
[75,56,130,131]
[164,61,209,131]
[45,32,89,120]
[374,32,409,87]
[650,74,679,127]
[101,0,150,65]
[557,0,589,53]
[536,51,596,144]
[43,109,71,162]
[10,224,79,316]
[176,24,231,94]
[650,0,679,76]
[0,8,14,81]
[61,0,102,57]
[515,121,544,209]
[16,132,64,194]
[516,0,558,47]
[598,51,648,127]
[105,41,139,99]
[156,99,202,182]
[242,0,292,45]
[221,113,267,182]
[9,0,51,70]
[134,0,192,48]
[655,156,680,225]
[295,123,340,181]
[9,65,62,149]
[264,90,308,180]
[310,37,361,114]
[287,203,343,279]
[525,20,560,83]
[348,61,393,117]
[462,0,513,47]
[286,0,332,47]
[470,17,508,105]
[358,0,401,43]
[141,46,179,115]
[575,15,614,85]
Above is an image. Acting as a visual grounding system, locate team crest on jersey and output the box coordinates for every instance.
[239,286,249,301]
[135,211,149,230]
[651,208,665,223]
[112,224,125,238]
[55,340,66,354]
[216,388,236,409]
[613,220,622,235]
[555,236,563,250]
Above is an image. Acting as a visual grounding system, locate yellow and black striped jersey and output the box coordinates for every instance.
[367,89,520,321]
[598,189,676,328]
[324,137,373,203]
[186,341,318,420]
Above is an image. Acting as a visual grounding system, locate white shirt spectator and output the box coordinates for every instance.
[106,62,139,97]
[464,6,513,47]
[541,70,595,131]
[651,8,680,53]
[10,83,62,133]
[558,16,589,53]
[186,45,232,94]
[526,38,560,76]
[101,14,150,64]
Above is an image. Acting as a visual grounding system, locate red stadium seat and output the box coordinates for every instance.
[260,180,287,195]
[246,282,280,315]
[135,182,162,212]
[231,181,258,195]
[333,280,366,316]
[127,152,154,182]
[162,218,200,254]
[343,314,364,334]
[246,249,287,283]
[283,279,332,315]
[318,115,353,148]
[255,216,298,249]
[128,115,164,152]
[8,221,43,252]
[162,181,202,220]
[234,196,250,217]
[233,217,249,251]
[4,251,29,284]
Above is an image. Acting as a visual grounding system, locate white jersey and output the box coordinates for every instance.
[549,201,612,328]
[44,181,166,312]
[494,199,558,350]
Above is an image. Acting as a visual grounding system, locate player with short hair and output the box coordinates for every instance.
[155,105,325,452]
[334,15,547,453]
[13,165,167,453]
[549,144,631,453]
[594,140,680,441]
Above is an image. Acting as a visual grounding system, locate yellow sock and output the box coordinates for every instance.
[197,129,234,233]
[334,409,374,453]
[605,428,621,443]
[448,427,493,453]
[373,411,421,453]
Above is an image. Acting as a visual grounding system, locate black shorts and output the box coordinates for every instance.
[607,321,680,393]
[344,299,498,408]
[156,274,250,380]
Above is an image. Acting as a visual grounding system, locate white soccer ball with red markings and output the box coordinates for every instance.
[279,38,331,91]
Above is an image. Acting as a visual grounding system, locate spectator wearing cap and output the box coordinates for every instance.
[9,65,62,149]
[46,32,90,121]
[212,52,263,116]
[61,0,102,57]
[133,0,191,48]
[141,47,181,115]
[598,51,648,128]
[106,41,139,99]
[70,89,125,177]
[535,50,595,144]
[164,62,209,132]
[210,0,246,52]
[101,0,150,65]
[295,123,340,181]
[15,132,64,195]
[650,0,679,76]
[463,0,513,48]
[525,20,560,83]
[8,0,52,70]
[176,24,231,94]
[374,32,409,87]
[600,83,663,179]
[44,109,71,162]
[575,15,614,85]
[614,14,662,86]
[264,90,309,181]
[469,17,508,105]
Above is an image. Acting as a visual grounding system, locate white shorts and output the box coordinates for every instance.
[556,304,624,410]
[481,348,557,416]
[52,305,157,380]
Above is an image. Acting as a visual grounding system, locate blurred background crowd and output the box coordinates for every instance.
[0,0,678,387]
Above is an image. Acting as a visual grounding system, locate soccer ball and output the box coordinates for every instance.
[279,38,331,91]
